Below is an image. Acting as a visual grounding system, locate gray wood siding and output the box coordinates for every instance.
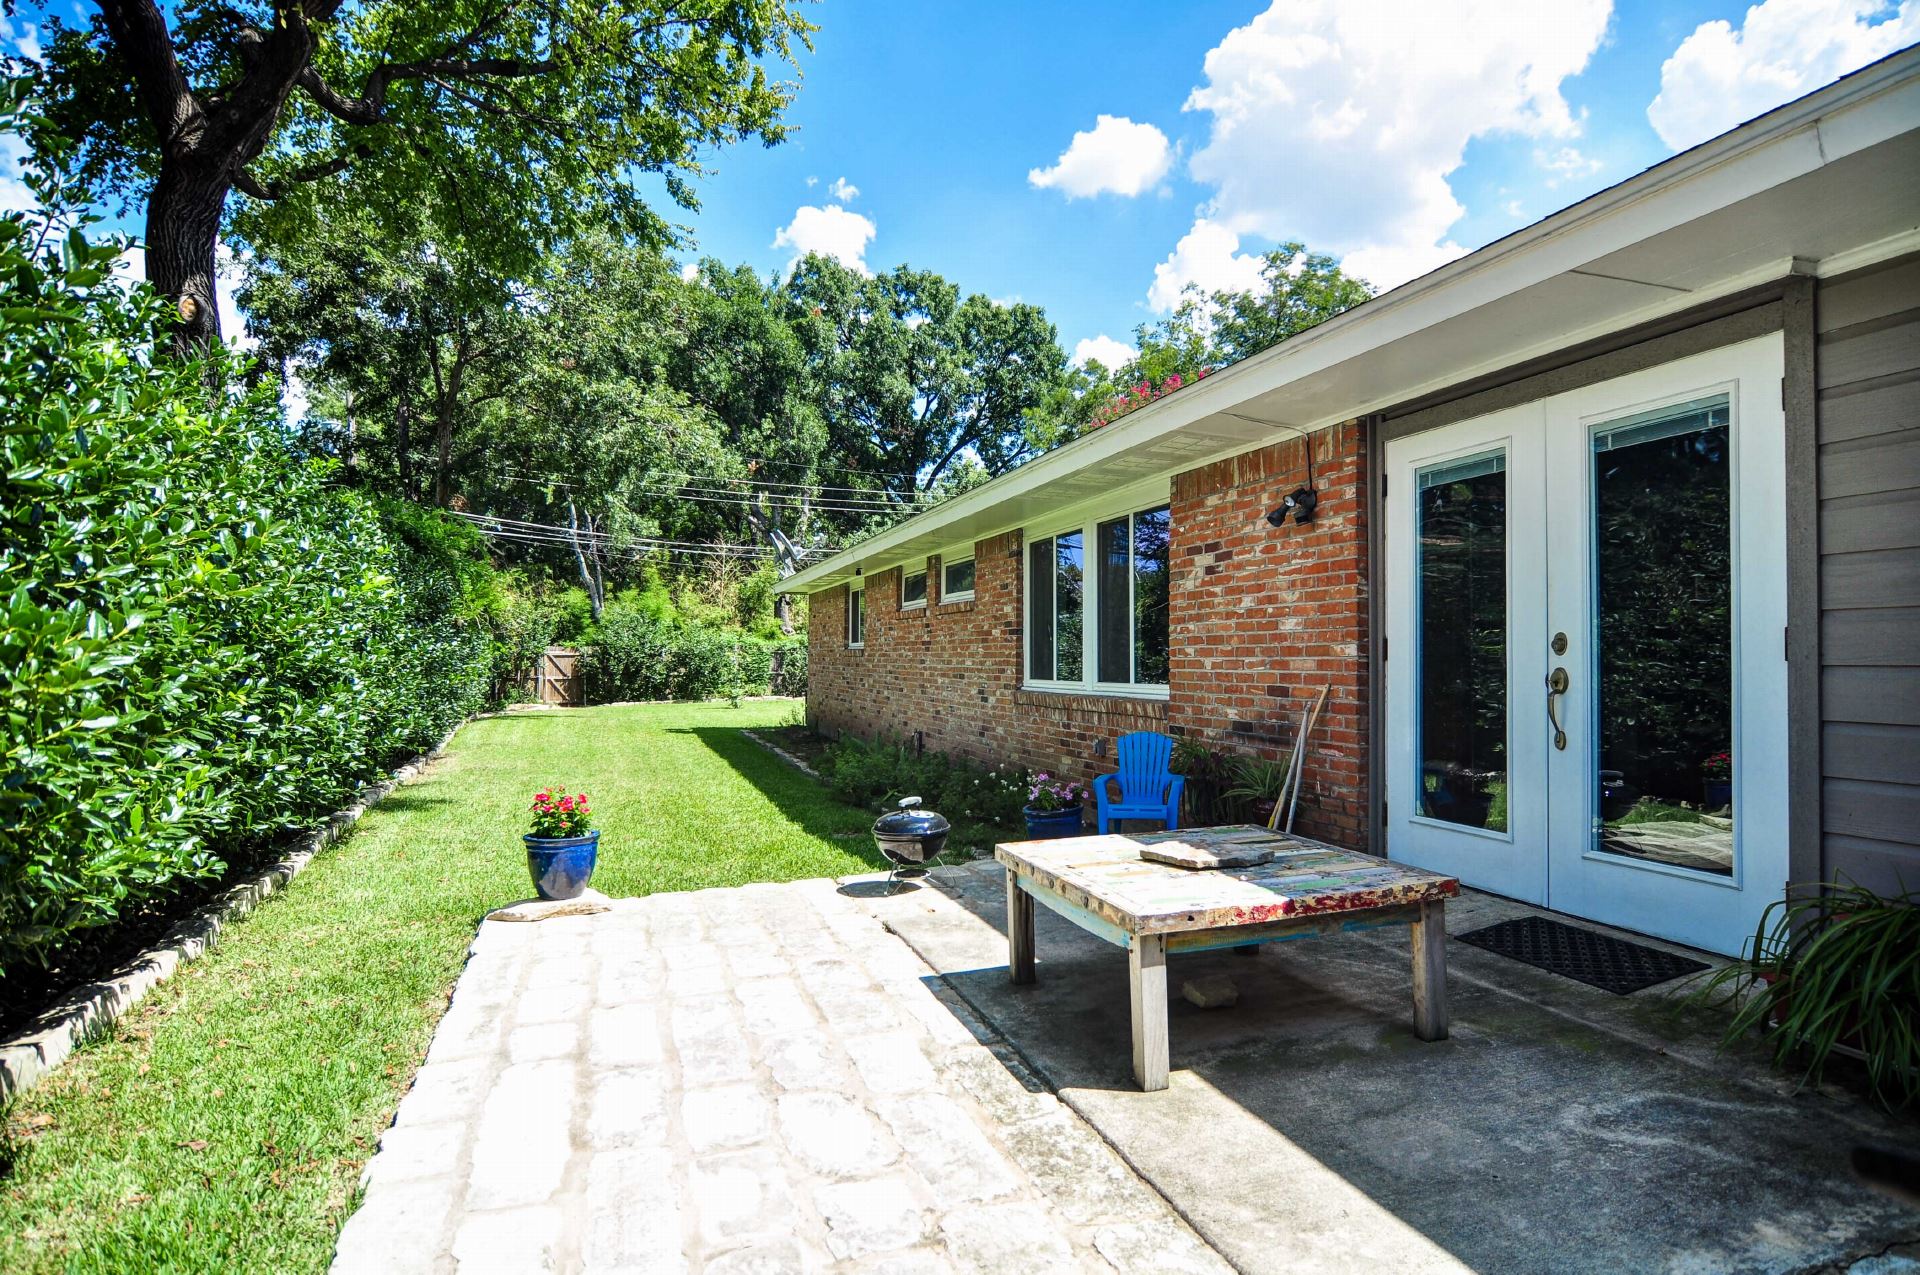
[1816,256,1920,895]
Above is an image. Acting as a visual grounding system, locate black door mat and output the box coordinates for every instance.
[1455,916,1711,995]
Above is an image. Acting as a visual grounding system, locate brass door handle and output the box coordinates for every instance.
[1546,667,1569,751]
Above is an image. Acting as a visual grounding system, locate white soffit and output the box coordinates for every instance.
[781,48,1920,595]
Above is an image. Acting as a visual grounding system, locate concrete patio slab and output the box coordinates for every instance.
[334,878,1233,1275]
[858,858,1920,1275]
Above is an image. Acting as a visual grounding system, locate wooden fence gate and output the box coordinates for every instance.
[528,647,582,706]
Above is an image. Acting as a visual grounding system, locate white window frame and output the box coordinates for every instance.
[900,562,928,611]
[939,548,976,603]
[1021,492,1172,701]
[846,580,865,648]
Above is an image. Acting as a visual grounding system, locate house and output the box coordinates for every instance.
[777,48,1920,957]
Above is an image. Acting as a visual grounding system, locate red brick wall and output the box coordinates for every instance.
[804,419,1370,848]
[804,531,1167,788]
[1166,420,1370,847]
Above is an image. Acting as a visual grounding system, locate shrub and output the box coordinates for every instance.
[816,736,1025,826]
[579,603,808,702]
[0,82,495,969]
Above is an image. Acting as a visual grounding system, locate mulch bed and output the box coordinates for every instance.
[757,724,832,771]
[0,875,233,1038]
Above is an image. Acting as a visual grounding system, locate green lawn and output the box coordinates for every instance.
[0,701,883,1274]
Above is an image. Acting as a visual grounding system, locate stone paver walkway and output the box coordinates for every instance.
[332,876,1232,1274]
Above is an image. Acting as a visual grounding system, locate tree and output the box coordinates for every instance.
[31,0,809,351]
[783,254,1071,505]
[241,205,524,506]
[1054,242,1374,439]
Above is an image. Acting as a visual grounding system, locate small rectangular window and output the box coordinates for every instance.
[942,556,975,600]
[902,567,927,609]
[847,586,865,647]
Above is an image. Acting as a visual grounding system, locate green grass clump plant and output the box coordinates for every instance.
[0,702,882,1272]
[1696,880,1919,1109]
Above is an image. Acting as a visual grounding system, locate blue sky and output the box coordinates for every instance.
[648,0,1919,367]
[5,0,1916,363]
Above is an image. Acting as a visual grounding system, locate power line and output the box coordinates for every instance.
[494,465,937,508]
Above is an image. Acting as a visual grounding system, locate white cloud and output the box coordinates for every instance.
[1148,219,1267,311]
[804,175,818,187]
[0,129,33,214]
[1648,0,1920,151]
[828,176,859,202]
[772,204,877,275]
[1072,334,1138,370]
[1028,114,1174,198]
[679,260,701,282]
[1536,144,1604,185]
[2,14,41,61]
[1179,0,1612,290]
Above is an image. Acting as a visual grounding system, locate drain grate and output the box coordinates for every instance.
[1455,916,1710,995]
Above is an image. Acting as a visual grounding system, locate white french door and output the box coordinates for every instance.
[1384,336,1788,956]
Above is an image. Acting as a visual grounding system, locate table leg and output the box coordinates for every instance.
[1006,873,1036,986]
[1129,933,1169,1091]
[1411,899,1449,1041]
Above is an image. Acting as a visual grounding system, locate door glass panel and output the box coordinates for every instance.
[1055,531,1084,681]
[1592,396,1733,875]
[1415,452,1508,832]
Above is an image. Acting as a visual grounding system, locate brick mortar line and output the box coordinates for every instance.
[0,721,466,1099]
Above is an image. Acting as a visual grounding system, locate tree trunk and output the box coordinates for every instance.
[394,397,415,500]
[145,160,227,355]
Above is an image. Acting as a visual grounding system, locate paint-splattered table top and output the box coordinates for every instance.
[995,826,1458,937]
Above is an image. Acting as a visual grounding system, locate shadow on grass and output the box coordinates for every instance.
[671,727,888,871]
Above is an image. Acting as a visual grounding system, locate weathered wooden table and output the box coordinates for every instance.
[995,826,1460,1091]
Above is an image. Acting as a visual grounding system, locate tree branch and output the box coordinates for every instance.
[96,0,197,153]
[299,55,558,127]
[235,146,365,200]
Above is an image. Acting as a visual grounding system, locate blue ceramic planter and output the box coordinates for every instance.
[1022,806,1083,840]
[524,831,599,900]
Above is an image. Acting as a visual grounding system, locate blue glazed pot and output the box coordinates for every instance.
[1703,780,1733,811]
[1023,806,1083,840]
[524,831,599,900]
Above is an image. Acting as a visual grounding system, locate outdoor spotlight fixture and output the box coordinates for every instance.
[1219,410,1321,530]
[1266,486,1318,527]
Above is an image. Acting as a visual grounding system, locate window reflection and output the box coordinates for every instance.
[1416,453,1508,832]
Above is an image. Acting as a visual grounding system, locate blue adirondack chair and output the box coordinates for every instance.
[1093,732,1184,834]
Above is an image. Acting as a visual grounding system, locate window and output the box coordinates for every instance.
[1026,503,1169,691]
[942,555,975,601]
[901,566,928,609]
[847,584,865,647]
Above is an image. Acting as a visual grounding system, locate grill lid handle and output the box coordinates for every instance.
[897,796,922,808]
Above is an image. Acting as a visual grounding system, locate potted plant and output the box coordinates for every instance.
[1694,881,1919,1109]
[1023,773,1088,839]
[1171,738,1228,826]
[1701,750,1733,811]
[1223,754,1293,827]
[524,786,599,900]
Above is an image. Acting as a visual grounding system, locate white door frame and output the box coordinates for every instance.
[1384,335,1789,956]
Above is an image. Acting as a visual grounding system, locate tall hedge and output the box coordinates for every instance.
[0,88,493,970]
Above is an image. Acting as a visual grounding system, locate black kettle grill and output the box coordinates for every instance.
[871,796,951,891]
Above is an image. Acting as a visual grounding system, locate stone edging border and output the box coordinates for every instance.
[741,728,823,779]
[0,723,462,1099]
